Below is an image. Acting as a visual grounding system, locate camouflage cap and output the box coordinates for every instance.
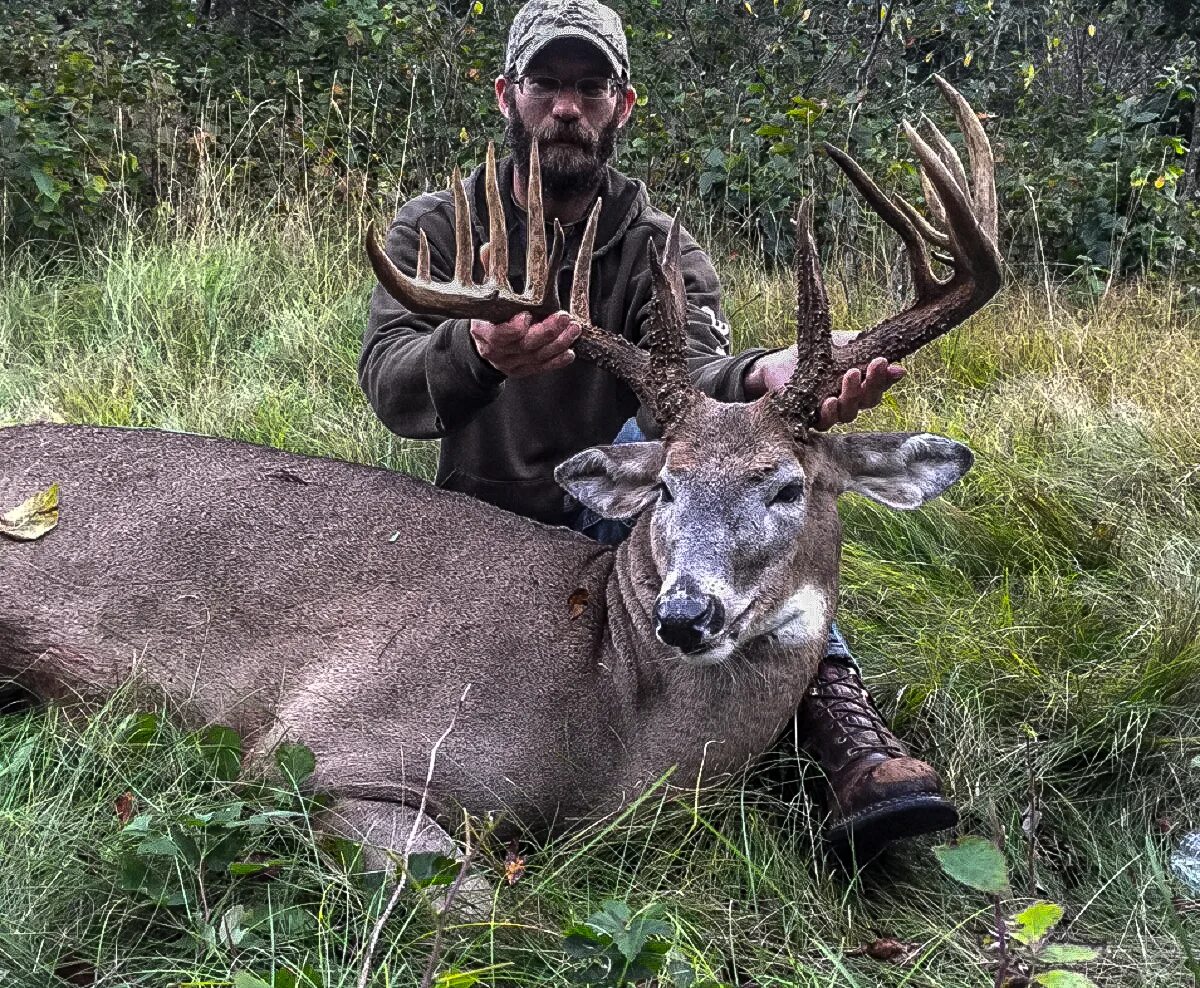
[506,0,630,82]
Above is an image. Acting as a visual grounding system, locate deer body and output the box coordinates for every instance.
[0,422,827,834]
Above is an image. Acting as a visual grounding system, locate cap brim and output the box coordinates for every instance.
[514,29,627,80]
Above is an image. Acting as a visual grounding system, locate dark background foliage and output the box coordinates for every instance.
[2,0,1199,281]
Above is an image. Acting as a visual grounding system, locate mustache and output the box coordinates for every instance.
[535,123,597,150]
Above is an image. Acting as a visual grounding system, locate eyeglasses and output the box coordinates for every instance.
[515,75,621,103]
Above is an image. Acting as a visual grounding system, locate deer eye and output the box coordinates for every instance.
[770,482,804,506]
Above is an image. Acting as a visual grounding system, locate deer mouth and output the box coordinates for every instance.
[672,605,755,666]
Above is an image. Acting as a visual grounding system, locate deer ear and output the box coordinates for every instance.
[828,432,973,510]
[555,442,667,520]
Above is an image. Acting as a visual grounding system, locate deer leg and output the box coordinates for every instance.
[798,627,958,859]
[320,798,494,917]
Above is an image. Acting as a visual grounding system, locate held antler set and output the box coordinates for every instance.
[365,75,1001,440]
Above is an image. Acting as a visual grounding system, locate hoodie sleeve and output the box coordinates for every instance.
[359,194,506,440]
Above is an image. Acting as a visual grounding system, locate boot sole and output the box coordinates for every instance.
[825,793,959,859]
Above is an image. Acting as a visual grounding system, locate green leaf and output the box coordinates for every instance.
[275,742,316,788]
[586,900,633,938]
[1039,944,1100,964]
[122,711,163,745]
[1012,901,1064,944]
[1034,972,1098,987]
[754,123,789,138]
[137,834,182,857]
[29,167,61,203]
[197,725,243,781]
[933,837,1010,894]
[406,852,459,888]
[613,910,671,963]
[234,975,273,988]
[562,924,610,959]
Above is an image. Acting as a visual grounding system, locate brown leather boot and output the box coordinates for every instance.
[801,655,958,857]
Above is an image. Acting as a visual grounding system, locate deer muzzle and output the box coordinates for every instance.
[653,578,726,654]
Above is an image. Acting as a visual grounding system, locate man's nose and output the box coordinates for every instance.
[551,88,583,119]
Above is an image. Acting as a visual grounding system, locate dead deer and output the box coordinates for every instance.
[0,79,999,891]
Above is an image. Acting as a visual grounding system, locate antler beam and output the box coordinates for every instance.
[769,75,1002,438]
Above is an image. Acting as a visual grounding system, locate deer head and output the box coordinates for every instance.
[365,76,1000,665]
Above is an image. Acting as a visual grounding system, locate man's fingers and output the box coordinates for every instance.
[835,368,862,423]
[507,349,577,378]
[483,311,534,346]
[858,357,890,409]
[816,396,840,431]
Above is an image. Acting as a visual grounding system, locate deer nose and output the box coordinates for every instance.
[653,587,725,653]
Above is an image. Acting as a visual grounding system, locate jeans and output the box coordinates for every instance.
[565,417,855,665]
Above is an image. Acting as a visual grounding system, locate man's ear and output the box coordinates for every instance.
[554,442,666,520]
[495,75,511,119]
[618,85,637,126]
[826,432,974,510]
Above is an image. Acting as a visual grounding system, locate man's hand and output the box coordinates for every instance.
[814,357,905,430]
[470,311,582,378]
[744,340,905,430]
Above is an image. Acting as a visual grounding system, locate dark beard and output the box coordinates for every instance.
[504,101,621,198]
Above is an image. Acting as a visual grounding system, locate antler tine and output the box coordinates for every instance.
[769,199,833,436]
[825,143,941,299]
[526,139,548,301]
[933,74,997,240]
[571,198,602,323]
[573,215,699,434]
[768,76,1001,436]
[451,167,473,286]
[484,142,511,291]
[917,114,970,200]
[918,164,949,231]
[644,216,700,431]
[416,229,431,281]
[895,193,951,251]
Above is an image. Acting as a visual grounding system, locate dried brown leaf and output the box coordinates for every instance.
[114,791,135,825]
[846,937,919,964]
[568,588,589,620]
[503,839,526,885]
[0,483,60,541]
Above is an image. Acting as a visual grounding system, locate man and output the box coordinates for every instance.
[361,0,958,852]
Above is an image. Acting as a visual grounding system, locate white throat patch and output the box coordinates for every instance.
[758,584,828,647]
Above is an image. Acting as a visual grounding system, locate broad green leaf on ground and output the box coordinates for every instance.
[275,742,316,787]
[406,851,459,888]
[933,837,1011,895]
[0,483,59,541]
[1013,901,1064,944]
[197,725,243,781]
[1034,971,1099,987]
[1039,945,1101,964]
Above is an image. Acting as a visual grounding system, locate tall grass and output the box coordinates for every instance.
[2,212,1200,986]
